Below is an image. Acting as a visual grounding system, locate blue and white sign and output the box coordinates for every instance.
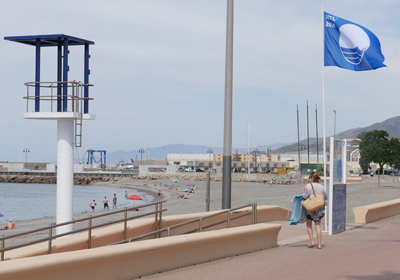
[332,183,346,234]
[324,11,386,71]
[329,138,347,235]
[333,140,343,184]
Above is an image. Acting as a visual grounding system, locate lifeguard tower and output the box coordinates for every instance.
[4,34,95,235]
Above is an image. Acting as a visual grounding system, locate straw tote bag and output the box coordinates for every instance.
[302,183,325,212]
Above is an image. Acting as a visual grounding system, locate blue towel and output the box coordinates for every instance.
[289,195,306,225]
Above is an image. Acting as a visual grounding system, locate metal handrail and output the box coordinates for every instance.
[110,203,257,246]
[23,81,94,113]
[0,200,166,261]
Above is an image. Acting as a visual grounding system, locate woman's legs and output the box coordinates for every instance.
[306,220,314,246]
[315,221,322,248]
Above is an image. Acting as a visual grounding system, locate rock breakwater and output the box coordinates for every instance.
[0,175,120,185]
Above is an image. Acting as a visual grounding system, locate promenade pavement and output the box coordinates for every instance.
[142,214,400,280]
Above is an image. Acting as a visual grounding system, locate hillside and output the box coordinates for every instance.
[274,116,400,154]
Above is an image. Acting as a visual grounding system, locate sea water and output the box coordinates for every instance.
[0,182,154,223]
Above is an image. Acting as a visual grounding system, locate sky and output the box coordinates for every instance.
[1,0,400,163]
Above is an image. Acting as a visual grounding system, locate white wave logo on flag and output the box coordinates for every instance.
[324,11,386,71]
[339,24,370,65]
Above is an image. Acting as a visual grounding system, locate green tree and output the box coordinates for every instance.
[234,149,240,162]
[387,137,400,170]
[359,130,390,174]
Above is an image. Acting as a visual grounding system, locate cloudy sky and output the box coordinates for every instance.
[1,0,399,162]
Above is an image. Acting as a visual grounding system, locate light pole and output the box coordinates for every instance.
[23,148,30,169]
[300,145,306,174]
[138,149,145,165]
[207,148,213,170]
[333,110,337,138]
[252,148,259,173]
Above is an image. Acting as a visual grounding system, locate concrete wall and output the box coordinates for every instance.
[353,198,400,224]
[139,165,176,175]
[0,223,281,280]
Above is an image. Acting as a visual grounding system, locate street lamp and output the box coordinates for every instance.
[23,148,30,169]
[138,149,145,165]
[252,148,259,172]
[207,148,213,169]
[333,110,337,138]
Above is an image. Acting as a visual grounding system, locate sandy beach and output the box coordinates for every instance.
[2,176,400,247]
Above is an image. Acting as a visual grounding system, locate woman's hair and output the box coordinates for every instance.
[310,171,320,182]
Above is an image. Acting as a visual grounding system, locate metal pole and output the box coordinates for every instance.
[199,217,203,232]
[222,0,234,210]
[378,168,380,186]
[321,4,328,233]
[88,217,92,248]
[48,225,52,254]
[124,208,128,240]
[1,235,4,261]
[206,170,211,211]
[333,110,337,138]
[297,105,300,174]
[316,104,319,168]
[158,202,163,237]
[307,100,310,164]
[247,119,250,174]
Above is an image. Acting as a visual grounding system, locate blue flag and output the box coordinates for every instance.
[324,12,386,71]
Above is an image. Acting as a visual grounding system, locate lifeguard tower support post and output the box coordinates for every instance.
[4,34,95,235]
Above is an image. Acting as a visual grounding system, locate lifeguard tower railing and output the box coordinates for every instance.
[24,80,93,113]
[23,80,94,147]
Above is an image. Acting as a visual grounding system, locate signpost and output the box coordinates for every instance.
[328,137,347,235]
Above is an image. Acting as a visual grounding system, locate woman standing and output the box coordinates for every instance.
[302,172,327,249]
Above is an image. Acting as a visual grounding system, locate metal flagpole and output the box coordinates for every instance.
[321,3,328,232]
[297,105,301,173]
[222,0,234,209]
[307,100,310,164]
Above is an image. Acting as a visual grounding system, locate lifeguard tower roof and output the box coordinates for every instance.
[4,34,94,46]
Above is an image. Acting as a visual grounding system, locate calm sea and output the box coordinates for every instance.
[0,182,154,223]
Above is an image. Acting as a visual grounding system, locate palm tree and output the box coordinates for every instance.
[350,131,367,153]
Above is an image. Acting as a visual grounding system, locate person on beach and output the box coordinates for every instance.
[158,189,163,201]
[113,194,117,209]
[4,219,16,230]
[103,196,109,210]
[302,172,327,249]
[125,191,128,198]
[90,200,97,212]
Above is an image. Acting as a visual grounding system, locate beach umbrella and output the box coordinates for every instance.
[127,195,143,206]
[127,195,143,200]
[0,213,3,217]
[181,188,192,192]
[186,183,194,186]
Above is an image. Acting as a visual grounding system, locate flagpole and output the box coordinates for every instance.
[321,3,328,232]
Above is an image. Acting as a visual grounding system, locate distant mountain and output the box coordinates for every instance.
[274,116,400,154]
[106,142,292,163]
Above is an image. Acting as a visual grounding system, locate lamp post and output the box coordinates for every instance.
[333,110,337,138]
[207,148,213,169]
[252,148,259,173]
[139,149,145,165]
[300,145,306,174]
[23,148,30,169]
